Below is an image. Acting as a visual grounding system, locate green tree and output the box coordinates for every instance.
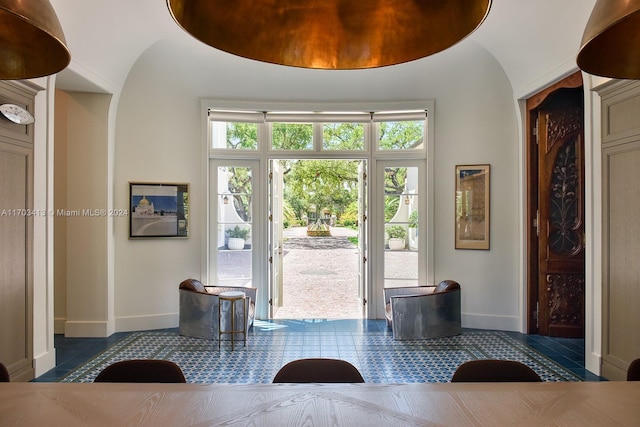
[225,120,377,223]
[342,201,359,226]
[225,166,252,221]
[282,199,297,227]
[323,123,365,150]
[379,121,424,150]
[284,160,360,220]
[384,167,407,221]
[226,122,258,149]
[272,123,313,150]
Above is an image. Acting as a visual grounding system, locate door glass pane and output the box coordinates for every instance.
[271,123,313,150]
[323,122,365,150]
[378,120,424,150]
[384,166,419,288]
[211,121,258,150]
[217,166,252,286]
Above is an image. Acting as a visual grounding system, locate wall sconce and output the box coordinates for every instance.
[222,195,229,204]
[405,196,411,205]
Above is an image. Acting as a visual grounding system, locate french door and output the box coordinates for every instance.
[268,160,283,317]
[267,158,367,318]
[208,160,258,291]
[376,160,428,289]
[357,160,368,316]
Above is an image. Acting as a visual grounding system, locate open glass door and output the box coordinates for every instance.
[378,161,425,289]
[209,161,254,287]
[269,160,284,317]
[358,160,368,316]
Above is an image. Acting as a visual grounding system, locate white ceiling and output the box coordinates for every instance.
[50,0,597,97]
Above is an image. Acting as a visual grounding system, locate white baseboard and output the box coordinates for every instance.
[65,321,112,337]
[586,351,601,376]
[115,313,178,333]
[462,313,521,332]
[33,349,56,377]
[53,314,177,337]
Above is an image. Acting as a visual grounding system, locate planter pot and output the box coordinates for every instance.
[227,238,245,250]
[388,238,406,250]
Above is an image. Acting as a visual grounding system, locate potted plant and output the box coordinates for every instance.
[226,225,250,250]
[408,210,418,230]
[386,225,407,250]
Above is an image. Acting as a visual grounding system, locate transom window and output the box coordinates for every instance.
[208,110,427,153]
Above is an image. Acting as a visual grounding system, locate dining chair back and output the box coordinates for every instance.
[451,359,542,382]
[273,358,365,383]
[627,358,640,381]
[0,362,9,382]
[94,359,187,383]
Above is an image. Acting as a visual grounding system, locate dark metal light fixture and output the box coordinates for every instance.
[167,0,492,70]
[0,0,71,79]
[577,0,640,79]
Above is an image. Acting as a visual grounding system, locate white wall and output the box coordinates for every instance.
[430,50,520,331]
[109,37,520,331]
[32,77,56,376]
[54,91,112,337]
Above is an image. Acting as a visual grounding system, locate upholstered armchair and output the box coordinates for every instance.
[383,280,461,340]
[178,278,257,341]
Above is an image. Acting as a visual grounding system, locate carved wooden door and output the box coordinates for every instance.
[535,87,585,337]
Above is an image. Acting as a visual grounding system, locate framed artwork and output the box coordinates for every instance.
[129,182,189,238]
[455,165,490,250]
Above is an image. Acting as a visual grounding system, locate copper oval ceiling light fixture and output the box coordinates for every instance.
[0,0,70,79]
[577,0,640,79]
[167,0,492,70]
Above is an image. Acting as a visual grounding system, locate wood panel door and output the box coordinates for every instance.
[527,72,585,337]
[0,82,34,381]
[0,142,33,380]
[600,80,640,380]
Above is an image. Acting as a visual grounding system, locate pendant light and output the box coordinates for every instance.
[577,0,640,79]
[0,0,70,79]
[167,0,492,70]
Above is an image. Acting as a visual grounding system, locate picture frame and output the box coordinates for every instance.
[129,182,189,238]
[455,165,490,250]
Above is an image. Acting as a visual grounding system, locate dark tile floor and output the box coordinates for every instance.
[34,320,605,382]
[503,331,603,381]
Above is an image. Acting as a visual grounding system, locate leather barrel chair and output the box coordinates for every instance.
[179,279,257,341]
[383,280,461,340]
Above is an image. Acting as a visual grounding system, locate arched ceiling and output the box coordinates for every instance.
[50,0,596,97]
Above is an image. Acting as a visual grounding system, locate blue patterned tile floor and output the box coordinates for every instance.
[34,319,604,383]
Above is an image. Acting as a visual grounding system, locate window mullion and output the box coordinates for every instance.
[259,122,270,154]
[313,123,323,151]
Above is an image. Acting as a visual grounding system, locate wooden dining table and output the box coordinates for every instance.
[1,381,639,426]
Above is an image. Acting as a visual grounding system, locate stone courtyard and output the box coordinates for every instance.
[274,226,362,319]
